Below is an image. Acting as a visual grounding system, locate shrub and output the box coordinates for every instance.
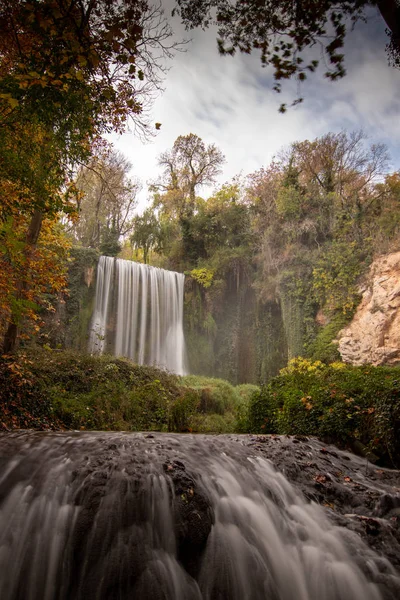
[179,375,240,414]
[307,313,352,363]
[246,360,400,467]
[1,349,254,435]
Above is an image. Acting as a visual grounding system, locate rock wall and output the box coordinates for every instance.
[338,251,400,365]
[184,277,288,384]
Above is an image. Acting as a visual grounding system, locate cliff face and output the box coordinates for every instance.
[338,251,400,366]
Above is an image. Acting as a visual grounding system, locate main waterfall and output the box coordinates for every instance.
[88,256,186,374]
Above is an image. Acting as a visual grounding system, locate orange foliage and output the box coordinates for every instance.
[0,212,70,341]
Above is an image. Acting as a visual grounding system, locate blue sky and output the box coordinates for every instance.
[113,2,400,210]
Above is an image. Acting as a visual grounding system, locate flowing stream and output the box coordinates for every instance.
[89,257,186,374]
[0,432,398,600]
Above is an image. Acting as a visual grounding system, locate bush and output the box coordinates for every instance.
[307,312,352,363]
[179,375,259,432]
[179,375,241,414]
[246,358,400,467]
[0,350,255,435]
[0,349,184,432]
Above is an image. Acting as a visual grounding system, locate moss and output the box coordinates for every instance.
[255,301,288,382]
[188,412,237,433]
[64,247,99,350]
[180,374,241,414]
[307,312,352,363]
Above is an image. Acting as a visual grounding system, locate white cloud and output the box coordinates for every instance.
[112,4,400,212]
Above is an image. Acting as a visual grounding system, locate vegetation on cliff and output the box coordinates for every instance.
[127,131,400,381]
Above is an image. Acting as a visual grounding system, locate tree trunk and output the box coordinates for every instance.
[2,210,43,353]
[377,0,400,48]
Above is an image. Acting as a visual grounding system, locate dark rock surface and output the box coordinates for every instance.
[241,434,400,571]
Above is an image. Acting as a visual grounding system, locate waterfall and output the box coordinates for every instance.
[89,256,186,375]
[0,432,399,600]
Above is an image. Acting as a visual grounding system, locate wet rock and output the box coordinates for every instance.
[165,459,214,577]
[1,431,400,599]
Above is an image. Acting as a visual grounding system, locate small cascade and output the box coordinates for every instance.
[0,432,399,600]
[89,256,186,374]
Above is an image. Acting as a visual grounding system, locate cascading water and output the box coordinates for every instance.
[89,256,186,375]
[0,432,399,600]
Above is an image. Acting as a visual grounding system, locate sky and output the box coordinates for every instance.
[112,2,400,212]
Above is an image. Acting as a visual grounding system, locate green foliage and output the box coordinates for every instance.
[99,227,122,257]
[61,247,98,350]
[307,312,352,363]
[276,185,303,220]
[179,374,259,432]
[187,412,237,434]
[312,242,366,314]
[190,268,214,288]
[130,208,162,264]
[235,383,261,432]
[168,389,200,431]
[180,375,240,414]
[0,352,59,430]
[279,265,318,358]
[0,350,253,434]
[246,359,400,467]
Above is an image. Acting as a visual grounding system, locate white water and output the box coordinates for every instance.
[0,432,398,600]
[89,256,186,374]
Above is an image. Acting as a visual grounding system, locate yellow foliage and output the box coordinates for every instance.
[190,268,214,288]
[330,361,346,370]
[279,357,326,375]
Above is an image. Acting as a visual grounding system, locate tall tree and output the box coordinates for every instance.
[174,0,400,109]
[130,208,162,264]
[151,133,225,265]
[71,148,140,254]
[153,133,226,217]
[0,0,176,351]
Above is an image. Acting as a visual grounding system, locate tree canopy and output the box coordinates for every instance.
[139,131,399,366]
[0,0,176,351]
[71,147,140,255]
[174,0,400,109]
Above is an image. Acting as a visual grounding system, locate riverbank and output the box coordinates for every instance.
[0,349,253,433]
[1,350,400,468]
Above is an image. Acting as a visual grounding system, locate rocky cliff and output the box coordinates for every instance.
[338,252,400,365]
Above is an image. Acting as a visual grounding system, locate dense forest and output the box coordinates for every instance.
[49,130,399,383]
[2,126,400,380]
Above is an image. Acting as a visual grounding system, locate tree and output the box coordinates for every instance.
[130,208,162,263]
[0,0,176,351]
[291,131,389,242]
[174,0,400,109]
[246,131,391,306]
[71,148,140,253]
[0,211,70,348]
[153,133,226,217]
[150,133,226,265]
